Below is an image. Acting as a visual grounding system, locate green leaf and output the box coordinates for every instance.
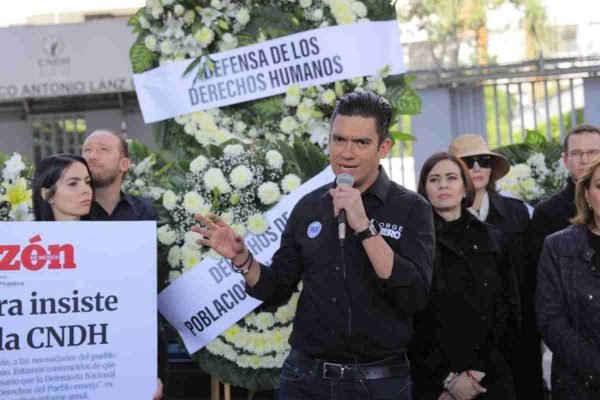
[525,129,547,145]
[389,130,416,142]
[130,35,157,73]
[128,9,145,28]
[128,139,150,159]
[182,56,204,78]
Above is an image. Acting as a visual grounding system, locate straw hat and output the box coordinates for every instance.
[448,134,510,181]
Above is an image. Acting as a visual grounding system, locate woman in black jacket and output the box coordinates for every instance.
[448,134,541,399]
[411,152,521,400]
[537,156,600,400]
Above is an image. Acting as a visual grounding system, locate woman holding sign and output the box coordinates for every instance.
[32,154,94,221]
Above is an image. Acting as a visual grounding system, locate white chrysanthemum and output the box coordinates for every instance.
[184,231,202,247]
[234,121,247,134]
[210,0,223,10]
[190,155,209,174]
[266,150,284,169]
[232,223,247,237]
[168,269,181,282]
[220,211,234,225]
[247,214,269,235]
[144,35,158,51]
[254,312,276,331]
[320,89,336,106]
[158,225,177,245]
[223,144,244,156]
[173,4,185,16]
[280,116,299,134]
[218,33,238,51]
[162,190,178,211]
[203,168,232,194]
[308,121,330,148]
[258,182,281,205]
[230,165,254,189]
[351,1,368,17]
[281,174,301,193]
[183,191,208,214]
[183,10,195,24]
[150,2,163,18]
[168,246,182,268]
[194,27,215,48]
[285,84,301,106]
[181,246,201,270]
[300,0,312,8]
[296,98,315,122]
[312,8,324,20]
[2,153,26,182]
[275,304,294,324]
[350,76,364,87]
[235,8,250,25]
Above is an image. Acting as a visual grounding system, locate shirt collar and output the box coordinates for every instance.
[320,166,390,202]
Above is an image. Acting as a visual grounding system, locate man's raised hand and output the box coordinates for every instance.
[192,213,245,261]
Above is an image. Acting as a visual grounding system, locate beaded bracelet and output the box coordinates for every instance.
[231,252,254,275]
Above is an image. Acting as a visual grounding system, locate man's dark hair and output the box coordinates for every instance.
[563,124,600,153]
[33,154,94,221]
[330,91,392,145]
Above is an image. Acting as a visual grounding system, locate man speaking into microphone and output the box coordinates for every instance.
[193,91,434,400]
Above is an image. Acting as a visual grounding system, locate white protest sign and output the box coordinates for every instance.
[0,222,156,400]
[133,21,404,123]
[158,166,335,354]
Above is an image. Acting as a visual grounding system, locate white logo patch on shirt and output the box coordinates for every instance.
[379,222,403,240]
[307,221,322,239]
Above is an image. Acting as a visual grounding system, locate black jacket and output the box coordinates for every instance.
[531,179,576,269]
[411,210,520,400]
[487,191,544,399]
[536,224,600,400]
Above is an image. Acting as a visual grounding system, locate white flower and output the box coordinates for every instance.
[2,153,26,182]
[218,33,238,51]
[308,121,330,148]
[235,8,250,25]
[184,230,203,246]
[285,84,301,106]
[190,155,209,174]
[162,0,174,5]
[174,4,185,16]
[162,190,178,211]
[296,98,315,122]
[220,211,234,224]
[266,150,284,169]
[139,16,150,29]
[210,0,223,10]
[280,116,299,134]
[350,76,364,87]
[281,174,301,193]
[144,35,158,51]
[183,191,208,214]
[150,2,163,19]
[230,165,254,189]
[223,144,244,156]
[300,0,312,8]
[233,121,247,134]
[312,8,324,21]
[232,223,247,236]
[133,156,154,176]
[320,89,336,106]
[254,312,276,331]
[194,27,215,48]
[167,246,182,268]
[203,168,232,194]
[247,214,269,235]
[258,182,281,205]
[181,246,201,270]
[183,10,196,24]
[351,1,368,17]
[158,225,177,245]
[168,269,181,282]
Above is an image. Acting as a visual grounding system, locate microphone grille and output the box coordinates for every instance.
[336,173,354,187]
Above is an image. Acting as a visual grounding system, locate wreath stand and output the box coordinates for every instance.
[210,376,231,400]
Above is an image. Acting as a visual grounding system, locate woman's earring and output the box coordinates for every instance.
[48,199,54,205]
[589,203,593,210]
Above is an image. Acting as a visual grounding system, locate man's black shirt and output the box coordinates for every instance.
[247,168,435,362]
[89,191,157,221]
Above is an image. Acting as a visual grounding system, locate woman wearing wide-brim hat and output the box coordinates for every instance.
[449,134,545,400]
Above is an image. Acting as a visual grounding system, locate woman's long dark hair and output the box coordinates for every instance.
[33,154,94,221]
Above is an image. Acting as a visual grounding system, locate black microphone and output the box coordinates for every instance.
[336,173,354,245]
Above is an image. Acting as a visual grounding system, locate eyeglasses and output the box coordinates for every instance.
[567,149,600,160]
[462,155,492,169]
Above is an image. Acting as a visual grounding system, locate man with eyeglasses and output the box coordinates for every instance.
[531,124,600,268]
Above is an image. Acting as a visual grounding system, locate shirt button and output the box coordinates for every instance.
[335,266,340,271]
[483,282,488,287]
[473,244,478,250]
[331,330,335,336]
[481,316,487,321]
[589,294,594,301]
[467,283,473,288]
[332,297,337,303]
[592,266,597,272]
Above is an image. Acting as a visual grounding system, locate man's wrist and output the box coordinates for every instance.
[231,249,249,266]
[356,218,370,233]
